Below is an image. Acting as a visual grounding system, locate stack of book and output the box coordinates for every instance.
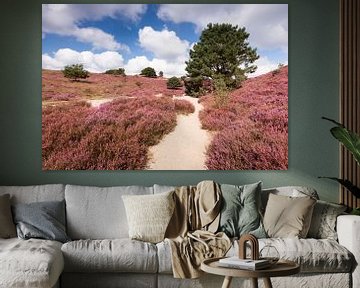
[218,257,271,270]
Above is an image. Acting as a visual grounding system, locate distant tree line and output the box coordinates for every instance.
[61,64,184,90]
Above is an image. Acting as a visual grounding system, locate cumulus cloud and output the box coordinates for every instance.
[42,48,185,77]
[42,48,124,73]
[42,4,147,51]
[138,26,190,61]
[250,56,288,77]
[125,56,186,77]
[157,4,288,52]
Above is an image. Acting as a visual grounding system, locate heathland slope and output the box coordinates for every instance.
[199,66,288,170]
[41,67,287,170]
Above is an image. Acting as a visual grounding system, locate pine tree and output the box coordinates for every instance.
[186,23,259,92]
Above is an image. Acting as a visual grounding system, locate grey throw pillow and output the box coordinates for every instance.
[12,200,70,243]
[307,200,347,240]
[218,182,266,238]
[0,194,17,238]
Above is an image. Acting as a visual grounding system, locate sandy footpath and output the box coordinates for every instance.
[149,95,211,170]
[87,98,113,108]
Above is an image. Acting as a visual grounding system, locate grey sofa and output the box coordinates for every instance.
[0,184,359,288]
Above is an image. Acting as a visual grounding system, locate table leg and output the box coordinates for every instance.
[222,276,233,288]
[251,278,258,288]
[263,277,273,288]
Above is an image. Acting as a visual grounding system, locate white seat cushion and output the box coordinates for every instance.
[157,238,354,274]
[62,239,158,273]
[0,238,63,288]
[229,238,354,273]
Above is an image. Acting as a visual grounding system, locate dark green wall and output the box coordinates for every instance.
[0,0,340,202]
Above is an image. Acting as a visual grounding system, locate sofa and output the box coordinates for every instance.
[0,183,359,288]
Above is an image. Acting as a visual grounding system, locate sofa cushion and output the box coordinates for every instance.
[65,185,153,239]
[218,182,266,238]
[0,194,16,238]
[122,191,175,243]
[307,200,347,240]
[12,200,70,243]
[158,237,353,274]
[263,194,316,238]
[0,238,64,288]
[233,238,353,273]
[261,186,319,213]
[0,184,65,204]
[61,239,158,273]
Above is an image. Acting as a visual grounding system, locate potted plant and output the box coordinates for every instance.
[320,117,360,215]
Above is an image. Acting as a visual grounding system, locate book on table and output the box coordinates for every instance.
[218,257,271,270]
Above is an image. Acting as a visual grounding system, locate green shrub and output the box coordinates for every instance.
[62,64,89,81]
[184,76,212,97]
[167,77,182,89]
[213,75,229,108]
[272,63,285,76]
[184,76,203,97]
[105,68,125,76]
[140,67,157,78]
[159,71,164,77]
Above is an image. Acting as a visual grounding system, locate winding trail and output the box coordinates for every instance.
[149,95,212,170]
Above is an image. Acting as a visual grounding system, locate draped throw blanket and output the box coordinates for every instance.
[165,181,231,278]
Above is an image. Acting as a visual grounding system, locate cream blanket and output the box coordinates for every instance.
[165,181,231,278]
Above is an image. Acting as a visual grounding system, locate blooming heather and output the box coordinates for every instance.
[201,66,288,170]
[42,96,181,170]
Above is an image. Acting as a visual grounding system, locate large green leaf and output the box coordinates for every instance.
[319,177,360,198]
[323,117,360,165]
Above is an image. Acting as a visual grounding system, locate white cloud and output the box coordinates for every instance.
[42,48,284,78]
[138,26,190,61]
[250,56,288,77]
[157,4,288,53]
[73,27,128,51]
[42,48,185,77]
[42,48,124,73]
[42,4,147,51]
[125,56,186,77]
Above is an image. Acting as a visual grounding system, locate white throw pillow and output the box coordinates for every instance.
[122,191,175,243]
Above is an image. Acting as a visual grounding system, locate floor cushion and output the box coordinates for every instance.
[61,239,158,273]
[0,238,63,288]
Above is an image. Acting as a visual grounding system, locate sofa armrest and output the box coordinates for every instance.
[337,215,360,288]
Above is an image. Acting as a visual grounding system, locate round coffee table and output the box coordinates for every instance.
[201,257,300,288]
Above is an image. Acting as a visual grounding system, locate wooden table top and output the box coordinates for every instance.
[201,257,300,278]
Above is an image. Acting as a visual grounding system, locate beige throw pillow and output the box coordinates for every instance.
[0,194,17,238]
[263,193,316,238]
[122,191,175,243]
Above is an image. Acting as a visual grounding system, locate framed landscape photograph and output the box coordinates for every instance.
[42,4,288,170]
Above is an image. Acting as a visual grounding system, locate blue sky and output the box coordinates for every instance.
[42,4,288,77]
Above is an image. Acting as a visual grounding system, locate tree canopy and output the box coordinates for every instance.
[140,67,157,78]
[105,68,125,76]
[167,77,183,89]
[185,23,259,91]
[62,64,89,81]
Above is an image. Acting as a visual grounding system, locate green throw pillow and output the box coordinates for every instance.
[218,182,266,238]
